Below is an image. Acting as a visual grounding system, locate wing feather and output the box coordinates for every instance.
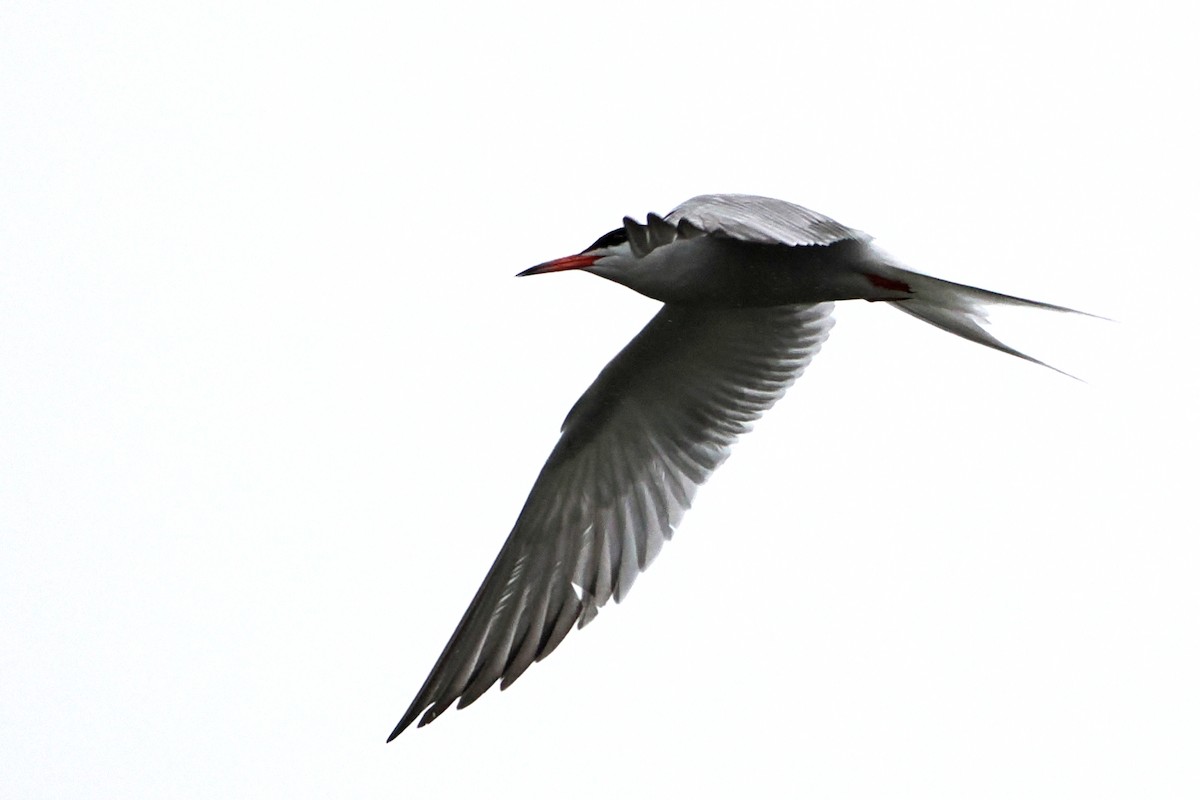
[389,301,835,739]
[665,193,869,247]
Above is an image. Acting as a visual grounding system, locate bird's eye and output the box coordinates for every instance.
[585,228,627,252]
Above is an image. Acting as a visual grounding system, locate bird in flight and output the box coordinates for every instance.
[389,193,1081,740]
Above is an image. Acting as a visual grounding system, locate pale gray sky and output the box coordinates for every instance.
[2,1,1197,798]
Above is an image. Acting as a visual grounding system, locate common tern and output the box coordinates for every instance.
[389,193,1082,740]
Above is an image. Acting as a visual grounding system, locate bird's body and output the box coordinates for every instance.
[389,194,1081,740]
[573,194,908,307]
[593,233,897,307]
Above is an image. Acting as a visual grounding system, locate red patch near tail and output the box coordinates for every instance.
[867,274,913,293]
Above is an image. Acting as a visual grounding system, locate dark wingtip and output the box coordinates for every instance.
[386,706,423,742]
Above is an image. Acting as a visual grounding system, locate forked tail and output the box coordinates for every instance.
[880,267,1094,378]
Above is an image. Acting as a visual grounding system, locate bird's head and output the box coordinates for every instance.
[517,227,633,279]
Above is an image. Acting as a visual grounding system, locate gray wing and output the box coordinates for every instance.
[389,302,835,739]
[665,193,870,247]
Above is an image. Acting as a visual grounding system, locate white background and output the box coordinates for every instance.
[3,1,1197,797]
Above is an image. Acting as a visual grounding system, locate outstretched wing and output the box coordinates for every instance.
[389,302,834,740]
[665,193,869,247]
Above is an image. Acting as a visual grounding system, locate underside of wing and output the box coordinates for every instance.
[389,302,835,739]
[664,193,869,247]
